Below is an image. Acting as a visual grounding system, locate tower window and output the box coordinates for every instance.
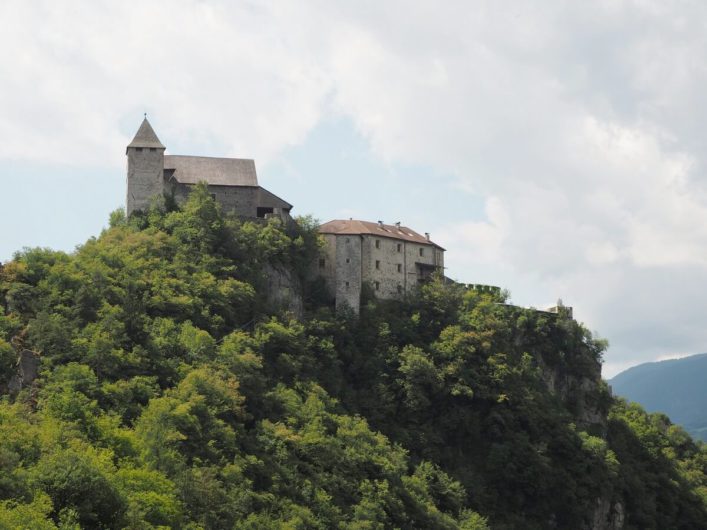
[397,264,402,273]
[375,239,380,249]
[397,243,402,252]
[419,248,424,257]
[150,147,156,152]
[346,258,350,263]
[374,281,380,291]
[345,281,349,289]
[136,147,143,152]
[375,260,380,270]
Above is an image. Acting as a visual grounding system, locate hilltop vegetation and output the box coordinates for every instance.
[0,185,706,529]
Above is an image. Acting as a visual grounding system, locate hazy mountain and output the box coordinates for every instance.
[610,353,707,441]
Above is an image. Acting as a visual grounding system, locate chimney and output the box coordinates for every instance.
[425,232,430,241]
[395,221,401,229]
[378,220,384,227]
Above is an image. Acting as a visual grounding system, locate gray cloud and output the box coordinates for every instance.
[2,0,707,376]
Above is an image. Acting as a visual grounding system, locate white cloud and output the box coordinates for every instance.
[438,197,510,266]
[0,0,331,166]
[4,1,707,374]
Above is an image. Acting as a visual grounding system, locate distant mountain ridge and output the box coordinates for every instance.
[610,353,707,441]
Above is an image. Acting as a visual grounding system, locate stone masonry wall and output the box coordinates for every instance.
[319,233,444,313]
[169,182,259,217]
[367,235,442,299]
[366,235,404,298]
[317,235,337,287]
[127,148,165,215]
[335,235,362,312]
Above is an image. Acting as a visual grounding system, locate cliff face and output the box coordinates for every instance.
[6,349,40,394]
[591,498,625,530]
[534,322,707,530]
[559,376,625,530]
[542,360,625,530]
[533,317,640,530]
[539,350,608,430]
[531,322,624,530]
[264,263,303,318]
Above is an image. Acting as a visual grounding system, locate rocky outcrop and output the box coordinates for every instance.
[591,497,624,530]
[264,264,303,318]
[537,353,609,432]
[535,339,625,529]
[7,349,40,394]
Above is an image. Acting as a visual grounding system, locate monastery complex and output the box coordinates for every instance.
[126,118,452,313]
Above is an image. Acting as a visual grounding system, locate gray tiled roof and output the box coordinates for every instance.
[319,219,444,249]
[127,118,165,149]
[164,155,258,186]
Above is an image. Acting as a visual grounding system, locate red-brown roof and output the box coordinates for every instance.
[319,219,445,250]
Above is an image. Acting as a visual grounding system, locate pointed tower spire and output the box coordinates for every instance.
[126,116,166,215]
[126,117,165,152]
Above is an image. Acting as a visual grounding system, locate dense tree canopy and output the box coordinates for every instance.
[0,185,705,529]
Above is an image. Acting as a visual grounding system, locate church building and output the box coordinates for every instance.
[126,118,292,218]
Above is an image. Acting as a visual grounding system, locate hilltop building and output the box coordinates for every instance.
[317,219,445,312]
[126,118,292,218]
[124,118,569,318]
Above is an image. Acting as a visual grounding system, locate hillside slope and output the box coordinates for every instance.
[610,353,707,441]
[0,186,705,529]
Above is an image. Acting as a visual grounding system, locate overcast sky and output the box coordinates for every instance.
[3,0,707,377]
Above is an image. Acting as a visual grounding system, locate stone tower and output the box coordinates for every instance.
[126,117,166,215]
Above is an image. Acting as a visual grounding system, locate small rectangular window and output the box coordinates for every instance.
[397,264,402,273]
[397,243,402,252]
[375,240,380,249]
[318,258,325,268]
[397,285,403,294]
[375,260,380,270]
[419,248,424,257]
[150,147,156,152]
[136,147,143,152]
[345,281,349,289]
[256,206,274,218]
[375,281,380,290]
[210,193,216,201]
[346,258,350,263]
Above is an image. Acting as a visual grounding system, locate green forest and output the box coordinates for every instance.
[1,186,706,529]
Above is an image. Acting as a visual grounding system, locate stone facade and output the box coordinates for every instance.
[167,176,262,217]
[126,118,292,219]
[126,123,165,215]
[318,220,445,312]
